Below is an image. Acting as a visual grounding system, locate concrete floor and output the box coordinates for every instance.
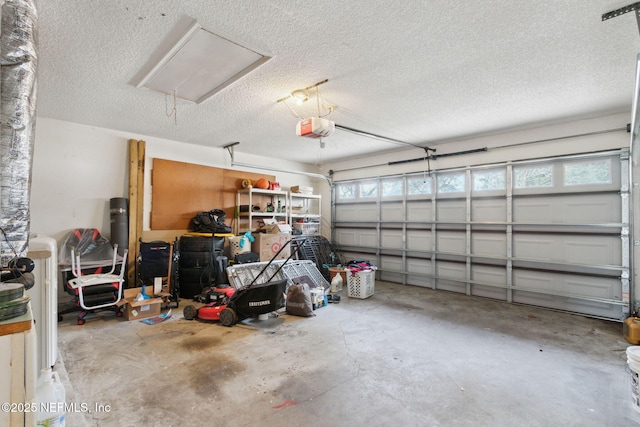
[56,281,638,426]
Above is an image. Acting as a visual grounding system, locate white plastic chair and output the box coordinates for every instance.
[68,244,128,311]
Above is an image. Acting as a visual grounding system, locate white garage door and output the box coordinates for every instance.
[333,150,629,321]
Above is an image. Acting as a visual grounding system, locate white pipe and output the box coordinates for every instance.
[224,142,332,185]
[231,160,332,185]
[630,52,640,314]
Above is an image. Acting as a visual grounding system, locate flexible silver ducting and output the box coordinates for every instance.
[0,0,37,265]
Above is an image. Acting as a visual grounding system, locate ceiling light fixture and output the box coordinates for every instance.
[291,90,309,105]
[276,79,328,104]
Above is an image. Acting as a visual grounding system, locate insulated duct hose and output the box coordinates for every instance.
[0,0,37,265]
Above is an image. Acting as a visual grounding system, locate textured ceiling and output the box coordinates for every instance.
[34,1,640,167]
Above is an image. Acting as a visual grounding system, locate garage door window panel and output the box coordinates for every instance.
[514,165,553,190]
[381,178,404,199]
[437,173,465,195]
[564,159,612,186]
[407,176,432,197]
[472,168,506,194]
[336,183,356,201]
[359,181,378,199]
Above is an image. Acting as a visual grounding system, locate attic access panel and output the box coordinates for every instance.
[135,20,271,104]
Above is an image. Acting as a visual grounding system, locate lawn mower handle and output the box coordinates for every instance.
[245,236,307,289]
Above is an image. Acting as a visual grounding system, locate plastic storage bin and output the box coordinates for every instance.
[346,270,375,299]
[292,222,320,235]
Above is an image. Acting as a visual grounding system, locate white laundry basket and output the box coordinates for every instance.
[346,270,375,299]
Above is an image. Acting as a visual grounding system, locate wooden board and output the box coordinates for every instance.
[150,158,274,230]
[0,311,32,337]
[127,139,145,286]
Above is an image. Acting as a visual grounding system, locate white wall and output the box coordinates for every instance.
[30,118,129,241]
[30,117,324,242]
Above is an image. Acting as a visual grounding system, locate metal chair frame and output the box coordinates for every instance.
[68,244,128,311]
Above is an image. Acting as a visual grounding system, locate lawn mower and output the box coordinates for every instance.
[183,237,305,326]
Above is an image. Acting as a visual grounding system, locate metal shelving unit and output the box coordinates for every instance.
[289,192,322,234]
[236,188,288,234]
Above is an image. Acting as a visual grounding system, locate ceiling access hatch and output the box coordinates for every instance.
[134,20,272,104]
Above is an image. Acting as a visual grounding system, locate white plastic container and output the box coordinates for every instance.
[330,274,343,294]
[36,368,66,426]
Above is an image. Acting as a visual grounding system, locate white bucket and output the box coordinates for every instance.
[626,346,640,413]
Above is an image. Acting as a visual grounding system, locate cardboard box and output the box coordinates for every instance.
[290,185,313,194]
[118,287,163,321]
[266,223,292,234]
[262,218,292,234]
[252,233,291,261]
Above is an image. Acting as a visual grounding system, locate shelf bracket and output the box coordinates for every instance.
[222,141,240,164]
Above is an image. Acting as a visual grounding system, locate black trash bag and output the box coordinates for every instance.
[190,209,232,234]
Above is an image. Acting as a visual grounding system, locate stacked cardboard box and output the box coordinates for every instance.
[252,234,291,261]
